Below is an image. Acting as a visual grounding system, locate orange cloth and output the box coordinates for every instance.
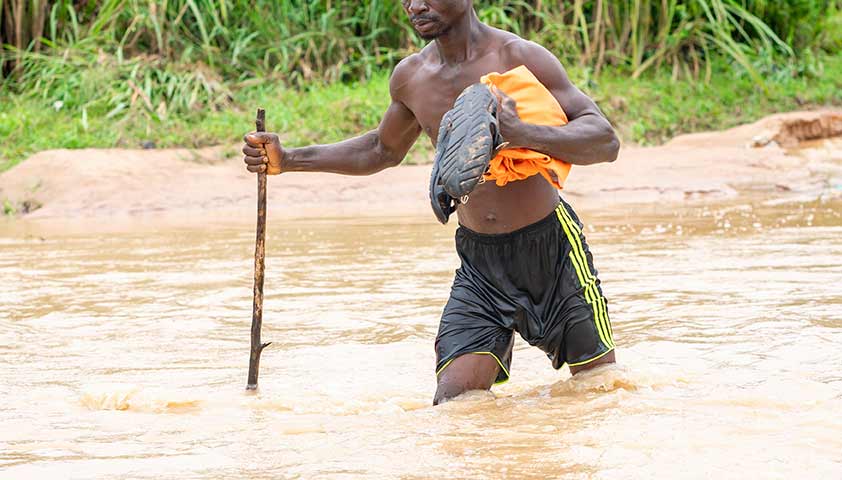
[480,65,571,189]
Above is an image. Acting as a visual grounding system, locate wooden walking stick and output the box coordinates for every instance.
[247,108,271,391]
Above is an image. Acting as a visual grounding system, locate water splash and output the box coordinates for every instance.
[79,384,203,413]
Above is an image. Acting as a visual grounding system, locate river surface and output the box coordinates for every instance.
[1,179,841,478]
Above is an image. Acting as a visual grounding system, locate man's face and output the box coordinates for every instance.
[402,0,469,40]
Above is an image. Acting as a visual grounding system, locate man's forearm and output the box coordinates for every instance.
[284,131,400,175]
[509,115,619,166]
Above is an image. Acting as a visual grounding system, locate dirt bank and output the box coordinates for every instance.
[1,110,841,224]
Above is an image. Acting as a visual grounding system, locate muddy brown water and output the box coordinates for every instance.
[2,157,841,478]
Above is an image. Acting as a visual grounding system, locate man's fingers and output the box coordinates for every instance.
[242,132,278,174]
[243,155,267,166]
[243,133,259,147]
[488,85,502,104]
[244,132,276,146]
[242,145,265,157]
[498,91,516,106]
[492,87,516,109]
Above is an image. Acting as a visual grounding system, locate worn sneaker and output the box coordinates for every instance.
[435,83,502,199]
[429,146,457,224]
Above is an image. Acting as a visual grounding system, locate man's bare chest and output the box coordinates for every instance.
[403,56,520,144]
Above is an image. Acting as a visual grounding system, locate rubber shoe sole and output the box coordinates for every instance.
[435,83,500,199]
[429,150,456,224]
[429,104,461,224]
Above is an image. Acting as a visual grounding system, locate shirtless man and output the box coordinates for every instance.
[242,0,620,405]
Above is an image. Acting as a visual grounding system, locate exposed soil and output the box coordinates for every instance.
[1,110,840,225]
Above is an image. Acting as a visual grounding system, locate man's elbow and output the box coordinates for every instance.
[385,151,404,168]
[601,125,620,163]
[378,143,404,170]
[606,135,620,163]
[372,137,404,172]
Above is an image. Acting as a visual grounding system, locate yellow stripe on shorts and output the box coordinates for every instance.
[555,204,614,348]
[558,204,614,348]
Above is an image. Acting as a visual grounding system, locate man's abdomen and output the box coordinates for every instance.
[455,175,561,233]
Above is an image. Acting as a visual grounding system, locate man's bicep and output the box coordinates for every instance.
[377,98,422,165]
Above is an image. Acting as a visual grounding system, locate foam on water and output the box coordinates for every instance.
[79,384,203,413]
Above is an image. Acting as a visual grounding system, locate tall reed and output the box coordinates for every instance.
[2,1,839,119]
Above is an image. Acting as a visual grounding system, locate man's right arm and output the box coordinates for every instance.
[243,65,422,176]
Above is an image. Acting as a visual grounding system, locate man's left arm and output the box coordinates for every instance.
[498,42,620,165]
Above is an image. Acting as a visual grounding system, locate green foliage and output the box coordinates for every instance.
[474,0,798,82]
[595,54,842,144]
[2,54,841,172]
[819,8,842,51]
[3,1,840,85]
[2,0,423,132]
[3,199,15,216]
[0,72,394,170]
[0,1,840,171]
[738,0,840,52]
[3,0,420,82]
[2,1,840,119]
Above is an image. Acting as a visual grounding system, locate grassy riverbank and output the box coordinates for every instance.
[2,54,841,172]
[2,1,841,171]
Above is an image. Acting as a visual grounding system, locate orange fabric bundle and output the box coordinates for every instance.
[480,65,571,189]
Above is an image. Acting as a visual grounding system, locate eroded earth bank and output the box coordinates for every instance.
[1,110,840,227]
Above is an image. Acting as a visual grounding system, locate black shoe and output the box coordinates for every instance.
[429,168,457,224]
[429,113,458,224]
[435,83,501,199]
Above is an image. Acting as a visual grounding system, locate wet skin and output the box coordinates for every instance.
[243,0,620,403]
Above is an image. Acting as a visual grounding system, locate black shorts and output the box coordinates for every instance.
[435,198,615,384]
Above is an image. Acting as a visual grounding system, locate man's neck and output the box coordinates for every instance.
[434,10,486,66]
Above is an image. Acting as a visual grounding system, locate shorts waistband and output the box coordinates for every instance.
[457,203,561,244]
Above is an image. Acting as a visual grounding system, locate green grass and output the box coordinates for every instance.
[0,75,393,170]
[3,1,840,125]
[595,54,842,144]
[2,0,839,173]
[2,54,841,172]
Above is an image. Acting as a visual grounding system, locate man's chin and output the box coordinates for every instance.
[414,23,449,41]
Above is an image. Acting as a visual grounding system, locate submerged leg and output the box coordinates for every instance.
[433,353,500,405]
[568,349,616,376]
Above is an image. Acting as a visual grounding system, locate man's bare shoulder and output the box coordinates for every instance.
[389,54,419,99]
[495,33,571,90]
[496,34,557,67]
[489,27,525,48]
[389,45,438,99]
